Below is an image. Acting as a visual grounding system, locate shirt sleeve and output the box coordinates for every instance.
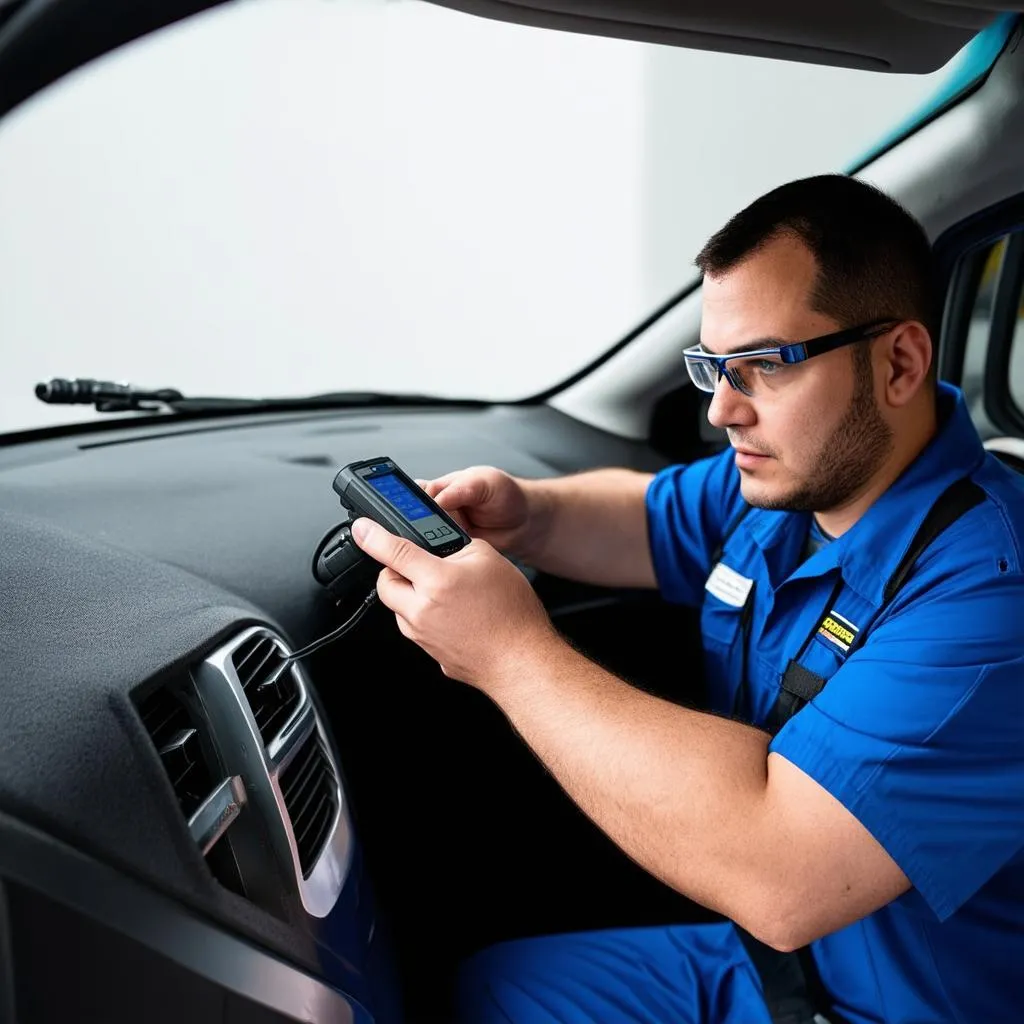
[770,569,1024,921]
[644,448,744,607]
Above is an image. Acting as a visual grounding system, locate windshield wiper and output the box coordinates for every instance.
[34,377,487,414]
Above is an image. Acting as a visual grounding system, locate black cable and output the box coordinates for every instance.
[282,588,379,664]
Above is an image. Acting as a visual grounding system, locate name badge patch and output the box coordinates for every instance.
[705,562,754,608]
[817,610,859,653]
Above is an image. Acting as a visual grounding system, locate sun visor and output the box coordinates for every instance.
[422,0,1005,73]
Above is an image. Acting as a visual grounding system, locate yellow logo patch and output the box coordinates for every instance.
[817,611,859,652]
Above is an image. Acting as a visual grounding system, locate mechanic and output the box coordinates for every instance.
[351,175,1024,1024]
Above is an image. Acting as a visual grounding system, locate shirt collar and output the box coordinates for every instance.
[742,383,985,605]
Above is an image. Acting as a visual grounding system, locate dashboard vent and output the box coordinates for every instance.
[138,686,215,819]
[194,625,353,916]
[279,733,339,878]
[232,634,301,746]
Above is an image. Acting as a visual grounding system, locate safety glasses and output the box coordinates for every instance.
[683,319,900,398]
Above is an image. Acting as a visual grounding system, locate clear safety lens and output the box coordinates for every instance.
[726,353,787,396]
[684,349,789,397]
[683,352,720,393]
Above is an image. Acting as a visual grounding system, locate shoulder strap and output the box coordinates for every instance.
[735,930,843,1024]
[881,476,985,604]
[772,474,985,728]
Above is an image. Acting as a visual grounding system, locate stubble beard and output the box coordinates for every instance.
[747,350,895,513]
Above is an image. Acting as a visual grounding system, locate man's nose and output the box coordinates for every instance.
[706,374,756,430]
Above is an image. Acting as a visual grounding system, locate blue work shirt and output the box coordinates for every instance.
[646,383,1024,1024]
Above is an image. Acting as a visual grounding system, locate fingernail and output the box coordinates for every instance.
[351,518,371,542]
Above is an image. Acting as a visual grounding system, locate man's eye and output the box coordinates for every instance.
[753,359,782,374]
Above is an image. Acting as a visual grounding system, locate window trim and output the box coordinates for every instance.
[984,231,1024,434]
[938,242,989,388]
[933,193,1024,434]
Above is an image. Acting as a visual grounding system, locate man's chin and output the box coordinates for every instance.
[738,475,797,512]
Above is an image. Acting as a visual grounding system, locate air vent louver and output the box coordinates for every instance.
[231,634,301,746]
[138,687,215,819]
[279,733,339,878]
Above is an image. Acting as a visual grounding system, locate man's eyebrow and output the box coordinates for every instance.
[699,336,787,356]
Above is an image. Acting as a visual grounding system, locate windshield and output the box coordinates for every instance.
[0,0,981,433]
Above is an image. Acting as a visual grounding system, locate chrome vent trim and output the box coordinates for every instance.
[189,775,247,855]
[195,626,353,918]
[231,634,301,746]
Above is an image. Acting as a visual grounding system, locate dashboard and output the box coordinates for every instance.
[0,402,676,1023]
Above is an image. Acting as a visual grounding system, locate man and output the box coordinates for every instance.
[352,175,1024,1023]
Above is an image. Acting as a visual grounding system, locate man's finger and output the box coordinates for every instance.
[424,484,472,532]
[418,473,458,499]
[432,477,485,512]
[351,518,437,582]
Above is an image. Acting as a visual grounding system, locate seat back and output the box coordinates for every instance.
[984,437,1024,474]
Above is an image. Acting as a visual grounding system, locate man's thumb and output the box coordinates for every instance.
[351,517,424,576]
[351,517,383,549]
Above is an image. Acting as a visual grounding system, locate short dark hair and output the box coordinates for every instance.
[695,175,941,353]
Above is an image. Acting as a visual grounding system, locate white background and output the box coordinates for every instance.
[0,0,950,433]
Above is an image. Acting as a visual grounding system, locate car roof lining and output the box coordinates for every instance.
[0,0,1014,124]
[424,1,1001,72]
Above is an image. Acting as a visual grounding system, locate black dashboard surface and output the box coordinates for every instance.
[0,401,669,1018]
[0,405,662,636]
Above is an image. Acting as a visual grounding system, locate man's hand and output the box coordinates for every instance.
[351,517,560,689]
[416,465,542,558]
[419,465,657,589]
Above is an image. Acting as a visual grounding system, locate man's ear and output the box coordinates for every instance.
[880,321,932,406]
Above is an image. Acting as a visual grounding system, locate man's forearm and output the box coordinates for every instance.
[515,468,657,587]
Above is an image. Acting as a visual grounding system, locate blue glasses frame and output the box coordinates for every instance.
[683,318,900,396]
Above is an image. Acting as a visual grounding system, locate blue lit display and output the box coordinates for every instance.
[367,472,433,521]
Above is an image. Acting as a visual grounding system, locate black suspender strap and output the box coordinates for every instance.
[738,938,841,1024]
[763,574,844,735]
[763,476,985,736]
[880,476,986,606]
[737,475,985,1024]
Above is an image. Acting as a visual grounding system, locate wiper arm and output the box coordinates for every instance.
[34,377,486,414]
[35,378,184,412]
